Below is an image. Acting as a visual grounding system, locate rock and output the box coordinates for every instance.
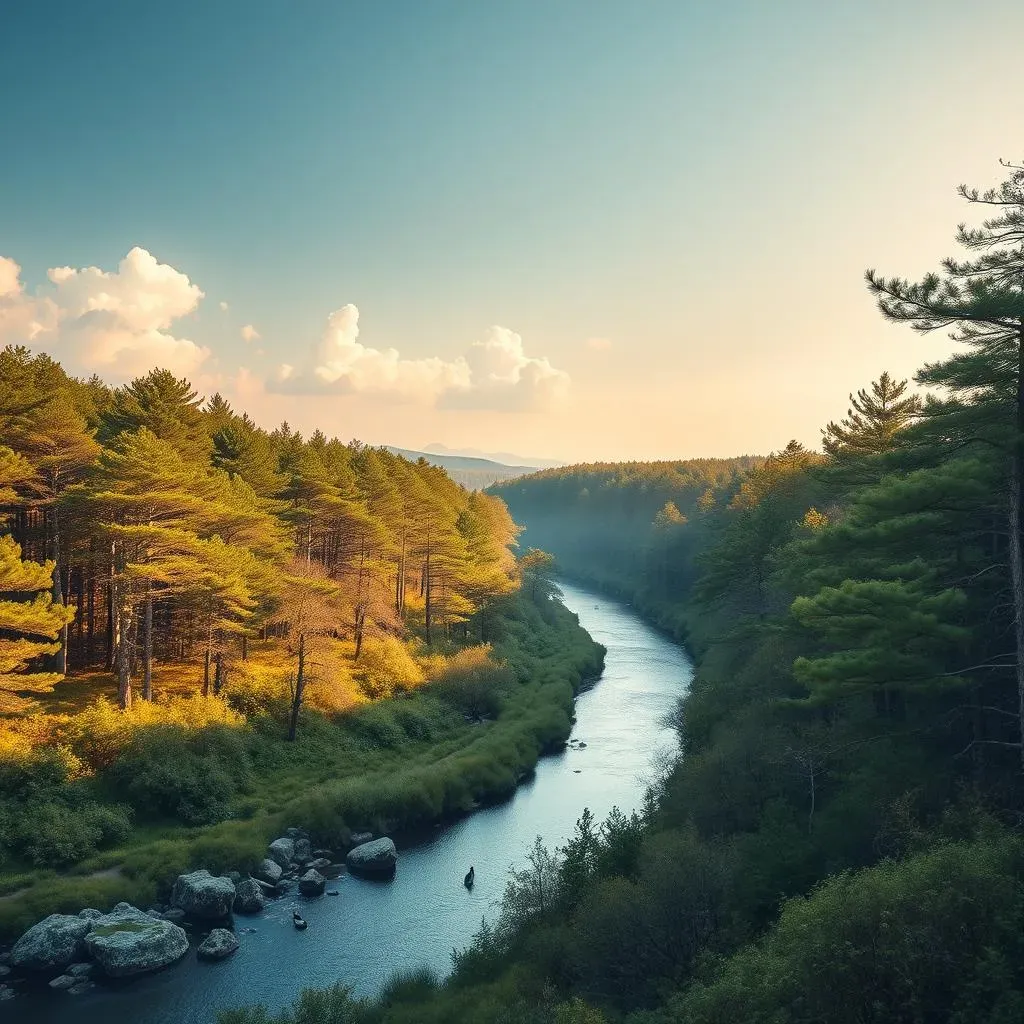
[170,869,236,919]
[267,837,295,868]
[197,928,239,961]
[0,965,9,978]
[253,879,277,897]
[0,985,14,1000]
[48,974,76,990]
[307,857,332,872]
[348,831,373,847]
[68,981,96,995]
[227,871,242,884]
[84,903,188,977]
[298,869,325,896]
[284,827,308,840]
[233,877,265,915]
[67,962,94,978]
[161,908,186,924]
[293,838,312,864]
[313,848,334,859]
[78,909,102,921]
[346,837,397,878]
[326,890,340,896]
[254,858,283,884]
[10,914,92,973]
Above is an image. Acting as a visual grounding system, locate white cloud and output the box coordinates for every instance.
[586,336,612,351]
[241,324,260,342]
[219,301,229,311]
[268,305,569,412]
[0,246,209,378]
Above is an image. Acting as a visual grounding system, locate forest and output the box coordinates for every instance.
[220,166,1024,1021]
[0,351,602,936]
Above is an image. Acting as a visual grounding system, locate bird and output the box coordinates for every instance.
[293,911,307,930]
[464,866,475,890]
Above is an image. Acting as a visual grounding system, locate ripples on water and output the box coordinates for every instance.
[8,581,693,1024]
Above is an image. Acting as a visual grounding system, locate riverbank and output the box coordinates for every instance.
[1,582,685,1024]
[0,593,604,944]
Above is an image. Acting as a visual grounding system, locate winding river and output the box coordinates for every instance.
[7,581,693,1023]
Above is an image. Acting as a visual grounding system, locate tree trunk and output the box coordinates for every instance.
[287,633,306,741]
[86,544,95,663]
[105,544,115,671]
[1011,325,1024,766]
[115,592,133,710]
[213,652,224,695]
[203,645,211,697]
[241,634,248,661]
[354,605,366,660]
[143,586,153,701]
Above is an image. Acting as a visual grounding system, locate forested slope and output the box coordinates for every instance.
[0,349,603,936]
[235,163,1024,1021]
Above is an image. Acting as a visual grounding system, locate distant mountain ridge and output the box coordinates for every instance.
[422,442,565,470]
[385,446,538,490]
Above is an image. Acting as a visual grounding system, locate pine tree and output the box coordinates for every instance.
[865,160,1024,760]
[0,534,75,712]
[821,372,921,458]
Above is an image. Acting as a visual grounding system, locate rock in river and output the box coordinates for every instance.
[197,928,239,961]
[346,837,397,878]
[267,837,296,868]
[84,903,188,977]
[10,914,92,973]
[293,838,313,864]
[171,869,236,919]
[254,857,283,884]
[233,877,266,914]
[298,868,326,896]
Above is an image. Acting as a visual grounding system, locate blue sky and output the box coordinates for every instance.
[2,1,1023,460]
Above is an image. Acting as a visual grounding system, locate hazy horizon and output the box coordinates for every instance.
[3,1,1023,462]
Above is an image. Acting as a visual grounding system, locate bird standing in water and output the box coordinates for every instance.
[464,866,475,890]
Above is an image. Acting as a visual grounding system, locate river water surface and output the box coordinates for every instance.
[8,581,692,1023]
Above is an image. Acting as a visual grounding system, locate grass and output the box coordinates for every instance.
[0,595,604,940]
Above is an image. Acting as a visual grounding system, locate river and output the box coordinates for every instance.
[7,581,693,1023]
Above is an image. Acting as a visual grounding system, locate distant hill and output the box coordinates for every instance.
[385,446,538,490]
[422,443,565,470]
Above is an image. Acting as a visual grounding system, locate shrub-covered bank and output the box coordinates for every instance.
[0,593,603,941]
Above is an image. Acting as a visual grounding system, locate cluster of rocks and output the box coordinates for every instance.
[1,825,399,1000]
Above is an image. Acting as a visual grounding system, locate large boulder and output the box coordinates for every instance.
[170,869,235,919]
[298,868,325,896]
[267,837,295,868]
[254,858,283,884]
[293,838,313,864]
[346,837,397,878]
[84,903,188,977]
[233,877,265,915]
[10,914,92,973]
[348,831,373,847]
[197,928,239,961]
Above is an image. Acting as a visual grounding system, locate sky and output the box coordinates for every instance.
[2,0,1023,464]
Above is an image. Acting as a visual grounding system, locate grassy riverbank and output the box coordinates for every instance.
[0,593,603,941]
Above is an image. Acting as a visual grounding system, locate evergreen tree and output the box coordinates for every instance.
[821,372,921,458]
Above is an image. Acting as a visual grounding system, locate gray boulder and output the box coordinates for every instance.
[307,857,332,872]
[84,903,188,977]
[48,974,76,990]
[78,909,102,921]
[68,981,96,995]
[267,837,295,868]
[293,838,313,863]
[197,928,239,961]
[0,965,10,978]
[298,869,326,896]
[170,869,236,919]
[346,837,397,878]
[11,914,92,973]
[254,858,283,884]
[348,831,373,847]
[67,962,94,979]
[233,877,265,915]
[0,985,14,1000]
[253,879,277,897]
[161,908,186,924]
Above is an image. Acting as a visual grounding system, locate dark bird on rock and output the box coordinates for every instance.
[464,866,475,890]
[293,911,307,930]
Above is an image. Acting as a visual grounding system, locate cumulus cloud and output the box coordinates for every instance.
[268,305,569,412]
[219,301,229,311]
[241,324,260,342]
[586,336,612,351]
[0,247,209,378]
